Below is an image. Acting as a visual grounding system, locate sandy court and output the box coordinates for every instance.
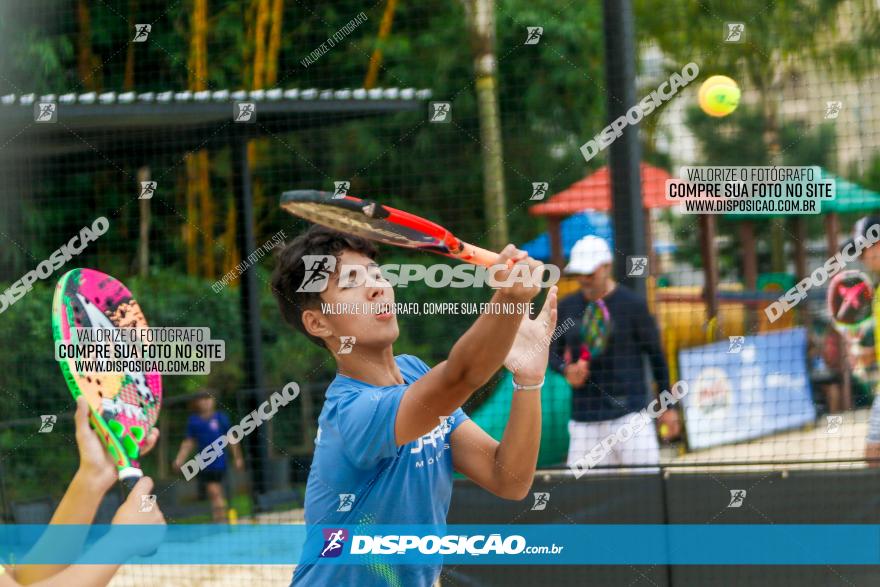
[666,407,871,473]
[109,508,304,586]
[110,564,295,586]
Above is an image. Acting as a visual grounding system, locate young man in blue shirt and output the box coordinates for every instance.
[270,225,557,586]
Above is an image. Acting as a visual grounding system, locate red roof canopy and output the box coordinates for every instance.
[529,163,676,216]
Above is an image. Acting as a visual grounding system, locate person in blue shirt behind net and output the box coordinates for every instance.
[173,390,244,522]
[270,225,557,586]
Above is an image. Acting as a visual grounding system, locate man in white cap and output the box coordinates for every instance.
[549,236,678,472]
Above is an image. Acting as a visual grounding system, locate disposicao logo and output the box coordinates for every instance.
[320,528,348,558]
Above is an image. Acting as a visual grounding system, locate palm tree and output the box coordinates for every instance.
[461,0,509,251]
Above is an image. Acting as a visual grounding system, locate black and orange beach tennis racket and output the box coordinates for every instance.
[280,190,505,267]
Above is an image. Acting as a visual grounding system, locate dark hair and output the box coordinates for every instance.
[270,224,378,349]
[189,388,216,411]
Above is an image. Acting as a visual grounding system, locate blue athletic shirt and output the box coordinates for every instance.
[185,411,231,471]
[291,354,470,587]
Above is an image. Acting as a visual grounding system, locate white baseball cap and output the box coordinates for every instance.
[564,236,612,275]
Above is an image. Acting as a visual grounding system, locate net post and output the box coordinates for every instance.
[230,132,271,507]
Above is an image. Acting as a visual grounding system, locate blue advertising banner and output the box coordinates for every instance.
[2,524,880,565]
[678,327,816,450]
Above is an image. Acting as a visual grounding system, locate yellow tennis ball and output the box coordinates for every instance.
[698,75,740,117]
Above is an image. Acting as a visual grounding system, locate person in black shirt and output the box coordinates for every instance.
[549,236,678,472]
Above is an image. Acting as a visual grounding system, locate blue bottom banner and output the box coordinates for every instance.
[1,524,879,565]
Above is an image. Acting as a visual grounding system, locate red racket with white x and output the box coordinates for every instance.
[280,190,504,267]
[827,270,874,379]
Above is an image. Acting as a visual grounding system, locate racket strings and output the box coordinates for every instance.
[582,301,612,358]
[285,203,424,247]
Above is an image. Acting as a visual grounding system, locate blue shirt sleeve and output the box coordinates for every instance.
[398,355,471,435]
[400,355,470,437]
[219,412,231,434]
[398,354,430,377]
[335,386,405,469]
[334,355,471,469]
[448,407,470,435]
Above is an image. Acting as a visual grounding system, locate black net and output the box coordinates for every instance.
[2,1,880,585]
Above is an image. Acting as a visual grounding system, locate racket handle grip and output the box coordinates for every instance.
[457,242,514,268]
[119,467,144,489]
[580,346,591,362]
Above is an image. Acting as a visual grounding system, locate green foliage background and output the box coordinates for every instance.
[1,0,880,505]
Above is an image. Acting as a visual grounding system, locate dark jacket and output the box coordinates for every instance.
[549,284,670,422]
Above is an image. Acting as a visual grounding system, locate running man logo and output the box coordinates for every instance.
[826,415,843,434]
[727,336,745,354]
[531,492,550,511]
[825,101,842,120]
[530,182,549,201]
[337,336,356,355]
[297,255,336,292]
[627,256,648,277]
[139,494,157,513]
[724,23,744,42]
[429,102,452,123]
[333,181,350,199]
[337,494,355,512]
[139,181,157,200]
[525,27,544,45]
[133,24,151,42]
[38,415,57,433]
[234,102,256,123]
[727,490,746,508]
[34,102,57,123]
[320,528,349,558]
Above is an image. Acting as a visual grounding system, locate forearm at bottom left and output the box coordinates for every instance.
[15,472,108,584]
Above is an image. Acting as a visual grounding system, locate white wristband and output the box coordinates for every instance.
[513,377,544,392]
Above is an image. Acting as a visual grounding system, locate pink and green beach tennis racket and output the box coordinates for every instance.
[52,268,162,487]
[579,299,612,362]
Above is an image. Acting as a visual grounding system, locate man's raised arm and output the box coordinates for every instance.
[395,245,543,445]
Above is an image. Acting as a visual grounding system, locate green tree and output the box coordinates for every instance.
[636,0,880,273]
